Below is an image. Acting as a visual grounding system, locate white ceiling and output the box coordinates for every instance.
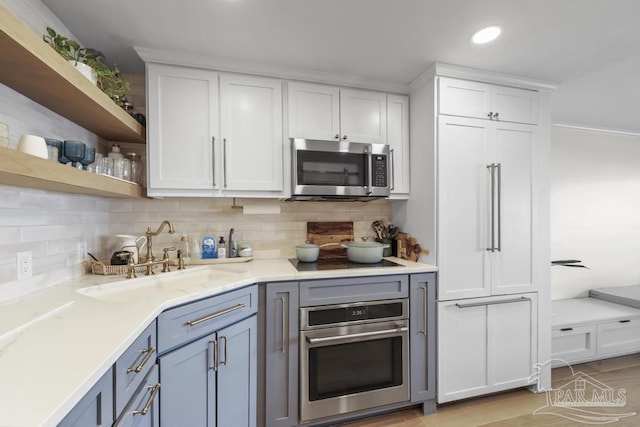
[42,0,640,133]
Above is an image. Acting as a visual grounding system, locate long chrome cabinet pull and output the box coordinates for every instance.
[211,136,216,187]
[420,286,427,335]
[455,296,531,309]
[306,327,408,344]
[126,347,155,374]
[133,383,161,416]
[496,163,502,252]
[390,148,395,191]
[486,164,496,252]
[185,303,246,326]
[487,163,501,252]
[280,296,287,354]
[220,335,228,366]
[208,341,216,370]
[223,138,228,188]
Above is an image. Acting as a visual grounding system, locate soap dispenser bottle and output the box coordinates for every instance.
[180,232,191,262]
[217,236,226,258]
[202,233,216,259]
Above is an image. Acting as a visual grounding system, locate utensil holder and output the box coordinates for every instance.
[375,238,393,257]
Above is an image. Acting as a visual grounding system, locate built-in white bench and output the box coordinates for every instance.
[551,297,640,367]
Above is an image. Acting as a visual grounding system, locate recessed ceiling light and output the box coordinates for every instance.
[471,25,502,44]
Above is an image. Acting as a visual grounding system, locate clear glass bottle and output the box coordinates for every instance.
[180,232,191,261]
[108,144,123,160]
[127,152,141,184]
[122,158,132,181]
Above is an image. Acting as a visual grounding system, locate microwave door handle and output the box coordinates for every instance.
[365,147,373,195]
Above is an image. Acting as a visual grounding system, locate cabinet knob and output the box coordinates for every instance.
[334,134,340,140]
[342,135,348,140]
[493,112,499,119]
[487,112,493,119]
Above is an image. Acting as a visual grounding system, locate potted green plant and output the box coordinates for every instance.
[43,27,131,107]
[84,49,131,107]
[43,27,96,84]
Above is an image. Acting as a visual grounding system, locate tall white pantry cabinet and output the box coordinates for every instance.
[391,64,554,403]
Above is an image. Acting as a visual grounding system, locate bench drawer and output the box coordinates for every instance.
[158,284,257,354]
[551,325,596,366]
[597,319,640,357]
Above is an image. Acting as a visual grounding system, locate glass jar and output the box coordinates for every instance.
[127,152,141,184]
[113,157,124,179]
[122,158,132,181]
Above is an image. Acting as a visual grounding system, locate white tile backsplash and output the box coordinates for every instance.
[108,197,391,263]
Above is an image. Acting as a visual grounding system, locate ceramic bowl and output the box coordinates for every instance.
[17,134,48,159]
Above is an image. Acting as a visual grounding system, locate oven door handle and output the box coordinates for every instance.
[305,326,408,345]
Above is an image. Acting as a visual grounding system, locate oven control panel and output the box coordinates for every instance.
[304,299,406,328]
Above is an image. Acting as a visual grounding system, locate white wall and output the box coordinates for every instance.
[551,125,640,299]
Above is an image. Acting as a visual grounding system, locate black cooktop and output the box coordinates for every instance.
[289,258,403,272]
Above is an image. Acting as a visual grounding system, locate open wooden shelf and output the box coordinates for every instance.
[0,147,144,198]
[0,4,145,144]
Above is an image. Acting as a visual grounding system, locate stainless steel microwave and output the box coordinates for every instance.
[291,138,390,199]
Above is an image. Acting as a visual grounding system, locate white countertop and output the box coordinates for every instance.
[0,257,436,427]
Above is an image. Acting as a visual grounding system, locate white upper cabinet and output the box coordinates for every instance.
[288,82,387,144]
[146,64,284,197]
[438,77,538,124]
[387,94,410,197]
[340,88,387,144]
[287,82,340,141]
[220,74,283,193]
[147,64,219,195]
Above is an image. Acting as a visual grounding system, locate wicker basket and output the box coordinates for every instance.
[90,260,157,276]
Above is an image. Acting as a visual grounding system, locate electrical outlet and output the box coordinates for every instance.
[17,251,32,279]
[77,242,87,262]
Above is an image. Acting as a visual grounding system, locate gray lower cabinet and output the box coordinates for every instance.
[113,366,160,427]
[261,281,299,427]
[409,273,436,413]
[57,367,114,427]
[158,286,258,427]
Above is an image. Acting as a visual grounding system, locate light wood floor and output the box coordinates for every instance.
[338,353,640,426]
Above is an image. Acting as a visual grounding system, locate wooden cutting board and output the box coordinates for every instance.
[307,221,353,259]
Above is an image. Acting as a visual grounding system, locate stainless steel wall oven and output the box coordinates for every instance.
[299,299,410,422]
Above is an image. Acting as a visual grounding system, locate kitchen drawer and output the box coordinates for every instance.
[114,321,157,416]
[113,365,160,427]
[551,325,596,367]
[158,284,257,354]
[299,275,408,307]
[597,319,640,357]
